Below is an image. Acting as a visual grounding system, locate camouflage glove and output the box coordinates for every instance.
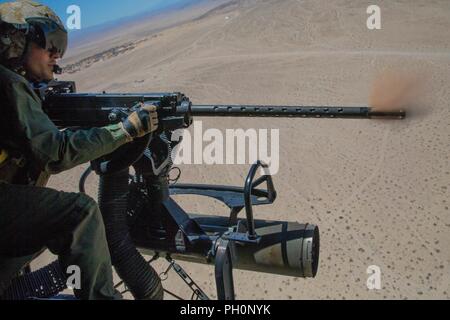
[120,103,159,141]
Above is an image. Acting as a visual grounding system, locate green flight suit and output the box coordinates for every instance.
[0,64,129,300]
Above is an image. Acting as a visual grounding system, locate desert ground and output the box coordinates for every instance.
[34,0,449,299]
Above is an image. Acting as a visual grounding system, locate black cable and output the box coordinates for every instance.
[79,165,92,193]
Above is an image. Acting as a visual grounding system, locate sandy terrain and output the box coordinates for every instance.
[33,0,449,299]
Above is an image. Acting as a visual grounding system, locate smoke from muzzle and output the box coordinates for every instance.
[369,68,431,120]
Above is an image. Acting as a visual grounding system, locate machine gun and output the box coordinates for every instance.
[1,80,405,300]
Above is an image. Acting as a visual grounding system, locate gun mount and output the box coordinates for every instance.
[1,80,405,300]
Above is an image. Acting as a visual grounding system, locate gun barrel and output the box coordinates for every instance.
[191,105,405,119]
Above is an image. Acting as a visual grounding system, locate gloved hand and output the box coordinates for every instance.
[120,103,159,141]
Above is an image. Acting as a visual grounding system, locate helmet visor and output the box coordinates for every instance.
[26,17,68,57]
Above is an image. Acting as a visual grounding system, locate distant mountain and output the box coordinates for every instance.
[68,0,202,48]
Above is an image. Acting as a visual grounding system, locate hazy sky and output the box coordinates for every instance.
[0,0,196,29]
